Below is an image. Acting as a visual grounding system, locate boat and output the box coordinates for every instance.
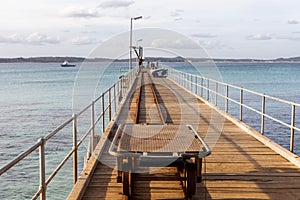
[61,60,76,67]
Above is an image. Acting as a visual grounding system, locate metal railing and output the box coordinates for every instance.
[0,69,137,200]
[168,68,300,153]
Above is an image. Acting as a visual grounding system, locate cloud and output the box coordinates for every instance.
[170,9,184,21]
[191,33,217,38]
[246,34,272,40]
[174,17,183,21]
[198,40,224,49]
[288,20,299,24]
[71,36,101,45]
[277,36,300,41]
[26,33,60,45]
[98,0,135,8]
[151,38,198,49]
[0,33,60,45]
[0,34,23,44]
[170,9,184,17]
[61,6,100,18]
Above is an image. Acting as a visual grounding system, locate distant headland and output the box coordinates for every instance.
[1,56,300,63]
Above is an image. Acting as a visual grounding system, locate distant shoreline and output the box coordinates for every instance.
[0,56,300,63]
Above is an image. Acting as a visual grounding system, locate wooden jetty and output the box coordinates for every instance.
[68,68,300,200]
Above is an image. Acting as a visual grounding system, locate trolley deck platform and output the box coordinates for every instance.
[109,124,211,197]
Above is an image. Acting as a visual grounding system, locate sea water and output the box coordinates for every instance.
[1,62,300,199]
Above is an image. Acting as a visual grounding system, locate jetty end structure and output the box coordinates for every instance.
[1,60,300,199]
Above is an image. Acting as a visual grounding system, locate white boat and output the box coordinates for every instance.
[61,60,76,67]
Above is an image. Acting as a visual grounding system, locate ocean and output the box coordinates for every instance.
[1,61,300,199]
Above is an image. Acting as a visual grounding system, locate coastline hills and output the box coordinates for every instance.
[0,56,300,63]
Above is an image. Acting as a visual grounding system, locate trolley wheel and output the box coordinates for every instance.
[185,160,196,197]
[122,172,130,197]
[122,163,131,197]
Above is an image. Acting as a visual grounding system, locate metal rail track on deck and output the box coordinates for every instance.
[134,70,165,124]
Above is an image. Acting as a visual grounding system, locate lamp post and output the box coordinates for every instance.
[130,16,142,70]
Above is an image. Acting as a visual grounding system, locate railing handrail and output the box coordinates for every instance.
[169,67,300,107]
[0,140,43,175]
[0,68,137,200]
[167,67,300,153]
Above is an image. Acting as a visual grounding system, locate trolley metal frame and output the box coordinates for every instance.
[109,124,211,198]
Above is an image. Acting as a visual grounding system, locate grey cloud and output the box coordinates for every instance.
[98,0,135,8]
[287,37,300,41]
[174,17,183,21]
[0,33,60,45]
[288,20,299,25]
[71,36,101,45]
[198,40,224,50]
[277,36,300,41]
[26,33,60,45]
[0,34,23,44]
[191,33,217,38]
[246,34,272,40]
[61,7,100,18]
[151,38,198,49]
[170,9,184,18]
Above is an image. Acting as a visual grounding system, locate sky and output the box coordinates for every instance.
[0,0,300,59]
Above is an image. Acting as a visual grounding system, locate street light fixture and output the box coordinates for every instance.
[130,16,142,70]
[136,39,143,47]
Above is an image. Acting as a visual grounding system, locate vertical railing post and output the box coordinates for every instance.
[39,137,46,200]
[128,71,131,90]
[207,79,209,100]
[190,74,193,91]
[91,101,95,153]
[261,95,265,134]
[187,73,189,89]
[178,71,180,85]
[183,73,186,88]
[240,89,243,121]
[195,76,198,95]
[120,78,123,101]
[102,94,105,133]
[201,78,203,97]
[215,82,218,106]
[225,84,229,113]
[108,88,112,121]
[72,114,78,184]
[186,73,188,89]
[180,72,182,86]
[290,104,296,152]
[114,84,117,113]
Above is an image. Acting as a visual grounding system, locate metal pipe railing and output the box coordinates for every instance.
[0,68,137,199]
[168,67,300,154]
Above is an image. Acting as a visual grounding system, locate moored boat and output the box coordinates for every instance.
[61,60,76,67]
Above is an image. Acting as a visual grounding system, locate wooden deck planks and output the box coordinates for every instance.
[70,72,300,200]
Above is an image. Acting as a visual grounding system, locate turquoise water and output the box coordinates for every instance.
[1,62,300,199]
